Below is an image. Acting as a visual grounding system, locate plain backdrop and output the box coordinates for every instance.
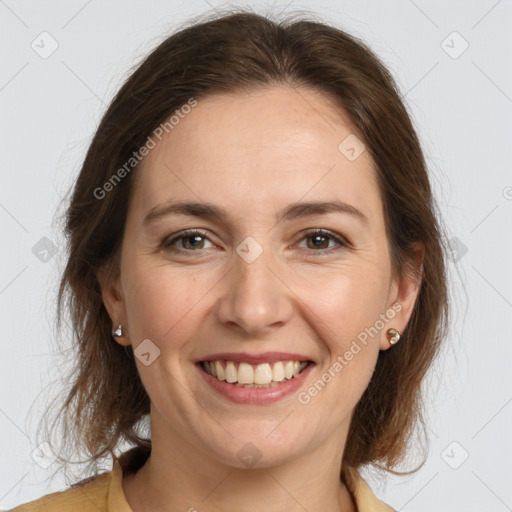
[1,1,511,510]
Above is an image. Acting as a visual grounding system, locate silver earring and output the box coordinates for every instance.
[112,324,123,338]
[386,328,401,345]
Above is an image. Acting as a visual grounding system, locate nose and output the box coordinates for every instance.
[215,242,294,336]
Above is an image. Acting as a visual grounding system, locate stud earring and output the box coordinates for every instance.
[386,328,401,345]
[112,324,123,338]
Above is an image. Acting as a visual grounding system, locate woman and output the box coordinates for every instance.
[13,8,449,512]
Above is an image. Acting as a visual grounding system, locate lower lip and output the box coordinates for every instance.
[196,362,315,404]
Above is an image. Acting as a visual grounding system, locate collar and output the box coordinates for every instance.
[343,465,397,511]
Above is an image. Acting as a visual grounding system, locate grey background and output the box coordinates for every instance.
[1,1,511,510]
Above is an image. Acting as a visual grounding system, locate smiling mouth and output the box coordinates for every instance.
[199,359,313,388]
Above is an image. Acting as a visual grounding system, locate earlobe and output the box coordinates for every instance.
[386,328,401,345]
[111,323,130,346]
[96,266,130,346]
[381,242,424,350]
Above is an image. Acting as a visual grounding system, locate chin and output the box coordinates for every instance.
[203,424,311,469]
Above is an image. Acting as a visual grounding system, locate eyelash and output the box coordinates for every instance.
[162,228,349,256]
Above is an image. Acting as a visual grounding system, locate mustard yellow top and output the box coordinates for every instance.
[11,447,396,511]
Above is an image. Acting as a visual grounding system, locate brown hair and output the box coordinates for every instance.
[38,7,449,481]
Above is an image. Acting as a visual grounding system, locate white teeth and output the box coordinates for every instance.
[202,359,309,386]
[284,361,294,379]
[215,361,225,380]
[225,361,237,383]
[272,361,285,382]
[238,363,254,384]
[254,363,273,385]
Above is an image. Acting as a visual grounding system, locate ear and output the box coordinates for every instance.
[380,241,424,350]
[96,264,130,347]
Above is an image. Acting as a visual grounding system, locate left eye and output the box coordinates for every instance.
[162,229,347,253]
[296,229,347,252]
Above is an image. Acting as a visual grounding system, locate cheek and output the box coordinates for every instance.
[302,266,386,393]
[305,264,387,342]
[122,262,207,343]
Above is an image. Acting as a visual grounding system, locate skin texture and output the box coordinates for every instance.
[99,85,423,512]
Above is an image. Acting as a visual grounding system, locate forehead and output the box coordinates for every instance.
[130,85,381,226]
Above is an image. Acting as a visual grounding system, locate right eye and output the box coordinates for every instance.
[162,229,215,252]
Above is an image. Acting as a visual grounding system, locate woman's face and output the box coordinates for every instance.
[102,85,421,468]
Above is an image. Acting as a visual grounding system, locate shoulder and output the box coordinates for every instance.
[343,465,397,512]
[11,445,149,512]
[11,470,112,511]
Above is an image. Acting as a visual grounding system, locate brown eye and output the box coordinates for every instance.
[162,228,348,256]
[163,230,213,252]
[297,229,348,254]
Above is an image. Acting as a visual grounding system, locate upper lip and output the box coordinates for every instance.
[196,351,314,365]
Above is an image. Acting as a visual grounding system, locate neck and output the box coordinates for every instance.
[122,409,357,512]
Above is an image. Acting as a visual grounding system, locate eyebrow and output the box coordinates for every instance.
[143,199,369,227]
